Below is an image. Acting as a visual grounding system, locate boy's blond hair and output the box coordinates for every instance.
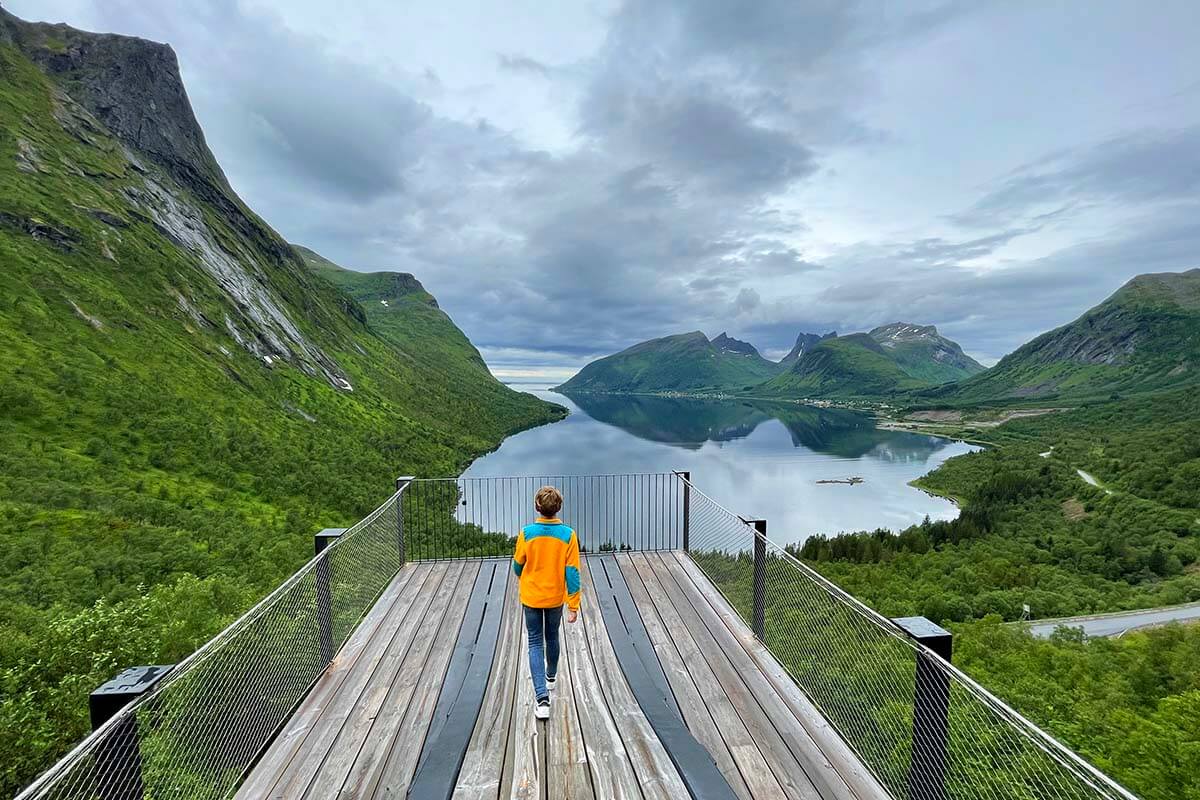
[535,485,563,517]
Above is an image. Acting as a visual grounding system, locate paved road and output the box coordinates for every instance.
[1024,601,1200,638]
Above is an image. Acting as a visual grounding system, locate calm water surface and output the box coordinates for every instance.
[463,389,980,547]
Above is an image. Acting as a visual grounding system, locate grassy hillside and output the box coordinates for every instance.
[758,333,929,398]
[793,388,1200,800]
[869,323,987,384]
[924,270,1200,405]
[556,330,780,393]
[0,26,558,793]
[294,245,558,439]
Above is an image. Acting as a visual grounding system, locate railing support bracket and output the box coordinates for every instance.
[893,616,953,800]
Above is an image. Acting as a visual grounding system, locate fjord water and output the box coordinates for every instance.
[463,389,979,546]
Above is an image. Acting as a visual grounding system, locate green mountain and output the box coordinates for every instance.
[868,323,986,384]
[758,333,930,398]
[555,330,781,393]
[779,330,836,368]
[0,11,559,791]
[927,270,1200,404]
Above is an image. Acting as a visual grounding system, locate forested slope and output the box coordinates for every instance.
[0,15,558,792]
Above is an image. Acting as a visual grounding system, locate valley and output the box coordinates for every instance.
[1,5,1197,800]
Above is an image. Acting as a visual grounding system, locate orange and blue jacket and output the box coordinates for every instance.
[512,517,582,611]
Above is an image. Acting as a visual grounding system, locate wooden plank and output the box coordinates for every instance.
[618,553,759,800]
[411,562,511,799]
[674,552,892,800]
[453,569,522,800]
[561,589,644,799]
[640,553,822,799]
[507,614,541,800]
[588,555,737,800]
[545,607,595,800]
[284,561,455,799]
[578,564,689,800]
[235,563,422,798]
[243,563,436,799]
[300,561,463,796]
[362,561,480,796]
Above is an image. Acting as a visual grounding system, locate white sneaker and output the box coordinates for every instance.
[546,675,557,692]
[534,698,550,720]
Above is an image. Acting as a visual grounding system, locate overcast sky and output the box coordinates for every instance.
[13,0,1200,381]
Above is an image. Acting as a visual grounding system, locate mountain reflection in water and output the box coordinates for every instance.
[463,388,980,545]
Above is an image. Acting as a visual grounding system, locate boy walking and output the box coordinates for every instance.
[512,486,581,720]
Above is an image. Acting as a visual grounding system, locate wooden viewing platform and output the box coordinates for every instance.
[236,551,888,799]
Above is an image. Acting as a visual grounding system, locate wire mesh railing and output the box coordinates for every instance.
[404,473,684,559]
[16,486,407,800]
[16,473,684,799]
[680,475,1138,800]
[19,471,1139,800]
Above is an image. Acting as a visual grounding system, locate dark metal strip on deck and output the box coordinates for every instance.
[407,560,509,800]
[587,554,739,800]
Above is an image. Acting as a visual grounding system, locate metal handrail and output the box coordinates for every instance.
[17,486,409,800]
[677,474,1139,800]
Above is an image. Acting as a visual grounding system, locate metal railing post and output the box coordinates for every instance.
[88,666,172,800]
[894,616,953,800]
[676,471,691,551]
[314,529,344,666]
[396,476,414,564]
[749,519,767,639]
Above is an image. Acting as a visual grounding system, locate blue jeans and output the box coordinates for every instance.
[524,604,563,701]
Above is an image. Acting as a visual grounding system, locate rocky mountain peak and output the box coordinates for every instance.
[712,332,761,357]
[869,322,940,345]
[780,330,836,365]
[1,8,231,199]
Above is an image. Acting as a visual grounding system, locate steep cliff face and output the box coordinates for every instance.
[930,269,1200,403]
[3,10,230,196]
[1,6,359,389]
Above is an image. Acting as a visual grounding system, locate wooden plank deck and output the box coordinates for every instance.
[236,553,888,800]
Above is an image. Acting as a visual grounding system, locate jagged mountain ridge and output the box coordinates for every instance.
[559,322,983,397]
[779,330,837,368]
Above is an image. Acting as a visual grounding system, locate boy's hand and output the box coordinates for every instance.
[567,608,578,624]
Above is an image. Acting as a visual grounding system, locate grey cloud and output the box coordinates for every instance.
[895,228,1037,267]
[733,287,762,315]
[498,53,552,77]
[19,0,1196,373]
[954,127,1200,228]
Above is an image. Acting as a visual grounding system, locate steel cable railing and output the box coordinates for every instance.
[16,487,407,800]
[680,475,1138,800]
[404,473,683,558]
[18,472,1138,800]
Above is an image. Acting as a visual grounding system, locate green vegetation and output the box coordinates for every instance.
[758,333,930,398]
[798,390,1200,621]
[556,330,781,393]
[953,620,1200,800]
[925,269,1200,405]
[868,323,986,384]
[562,323,987,399]
[780,388,1200,799]
[692,545,1198,800]
[0,38,559,793]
